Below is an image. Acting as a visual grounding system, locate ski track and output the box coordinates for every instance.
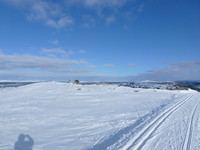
[88,94,195,150]
[87,101,169,150]
[182,96,200,150]
[121,95,193,150]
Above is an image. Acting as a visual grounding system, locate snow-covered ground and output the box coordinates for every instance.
[0,82,199,150]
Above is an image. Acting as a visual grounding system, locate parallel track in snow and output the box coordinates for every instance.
[182,96,200,150]
[121,95,193,150]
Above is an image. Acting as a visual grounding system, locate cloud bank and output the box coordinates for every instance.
[0,53,87,70]
[133,62,200,81]
[0,52,199,81]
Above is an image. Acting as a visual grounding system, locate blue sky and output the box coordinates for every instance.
[0,0,200,81]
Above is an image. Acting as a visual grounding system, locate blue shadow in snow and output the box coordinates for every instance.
[14,134,34,150]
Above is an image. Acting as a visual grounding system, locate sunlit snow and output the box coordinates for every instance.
[0,82,199,150]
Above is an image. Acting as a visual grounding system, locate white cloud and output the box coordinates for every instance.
[66,0,127,8]
[0,0,31,6]
[50,40,59,45]
[0,69,131,81]
[66,0,126,24]
[0,53,86,70]
[2,0,73,28]
[104,64,115,67]
[82,15,96,28]
[41,48,88,58]
[28,1,74,28]
[105,16,115,24]
[133,62,200,81]
[1,0,150,27]
[41,48,74,56]
[87,65,97,68]
[78,50,86,54]
[129,64,137,67]
[45,16,73,28]
[0,69,94,81]
[137,3,145,13]
[85,0,126,7]
[0,52,105,80]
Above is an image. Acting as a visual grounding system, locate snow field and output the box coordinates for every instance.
[0,82,198,150]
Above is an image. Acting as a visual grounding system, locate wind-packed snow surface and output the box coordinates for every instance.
[0,82,199,150]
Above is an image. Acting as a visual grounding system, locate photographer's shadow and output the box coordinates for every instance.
[14,134,34,150]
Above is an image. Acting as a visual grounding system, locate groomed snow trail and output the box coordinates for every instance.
[121,95,192,150]
[182,95,200,150]
[119,93,200,150]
